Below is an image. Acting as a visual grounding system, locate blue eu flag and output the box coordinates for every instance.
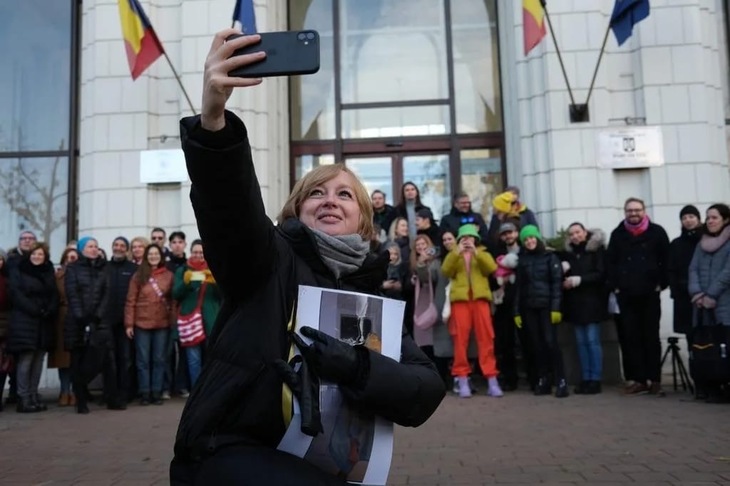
[610,0,650,46]
[232,0,257,34]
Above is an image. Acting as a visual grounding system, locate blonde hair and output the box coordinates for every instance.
[410,234,435,273]
[277,164,374,239]
[388,217,407,241]
[130,236,150,261]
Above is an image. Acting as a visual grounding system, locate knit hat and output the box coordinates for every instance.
[492,192,515,214]
[499,222,518,234]
[77,236,97,253]
[519,225,542,244]
[113,236,130,250]
[679,205,700,220]
[457,224,481,243]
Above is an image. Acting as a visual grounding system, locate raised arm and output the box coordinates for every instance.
[182,31,276,301]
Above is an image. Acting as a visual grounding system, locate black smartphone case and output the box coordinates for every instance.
[228,31,320,78]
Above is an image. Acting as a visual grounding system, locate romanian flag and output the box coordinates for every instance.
[523,0,546,55]
[117,0,164,80]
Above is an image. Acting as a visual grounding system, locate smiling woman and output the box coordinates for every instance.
[169,29,445,486]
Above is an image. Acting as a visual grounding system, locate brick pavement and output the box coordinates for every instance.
[1,386,729,485]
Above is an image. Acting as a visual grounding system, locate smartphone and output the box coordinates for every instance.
[227,31,320,78]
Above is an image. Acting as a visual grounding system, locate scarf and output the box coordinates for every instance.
[406,201,417,241]
[624,215,650,237]
[187,259,208,272]
[311,229,370,279]
[700,225,730,254]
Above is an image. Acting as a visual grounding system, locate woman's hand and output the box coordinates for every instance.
[125,327,134,339]
[458,239,474,254]
[201,30,267,131]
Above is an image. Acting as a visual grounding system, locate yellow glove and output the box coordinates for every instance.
[514,316,522,329]
[551,311,562,324]
[183,270,193,285]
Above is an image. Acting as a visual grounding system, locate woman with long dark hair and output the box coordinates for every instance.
[394,181,431,241]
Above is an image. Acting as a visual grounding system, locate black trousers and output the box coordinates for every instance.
[523,308,565,383]
[493,303,519,386]
[112,325,132,402]
[170,445,348,486]
[613,313,634,381]
[419,345,451,388]
[70,344,121,408]
[617,292,662,383]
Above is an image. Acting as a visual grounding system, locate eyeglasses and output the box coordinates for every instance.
[625,209,644,214]
[19,236,35,241]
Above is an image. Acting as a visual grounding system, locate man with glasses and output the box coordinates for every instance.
[150,227,172,260]
[440,192,489,246]
[606,198,670,396]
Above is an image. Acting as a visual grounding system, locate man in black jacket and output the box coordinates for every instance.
[606,198,670,396]
[439,192,489,245]
[371,190,395,240]
[165,231,190,399]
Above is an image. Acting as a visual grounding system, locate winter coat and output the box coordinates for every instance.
[47,269,71,369]
[166,254,188,274]
[124,268,174,330]
[559,230,608,325]
[7,259,59,353]
[173,263,222,338]
[64,256,109,350]
[668,228,702,334]
[688,225,730,327]
[373,204,397,236]
[514,248,562,315]
[442,246,498,302]
[440,208,489,244]
[606,221,670,296]
[173,111,444,463]
[104,257,138,327]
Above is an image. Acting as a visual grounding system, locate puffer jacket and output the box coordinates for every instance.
[441,246,498,302]
[104,257,137,327]
[7,259,59,353]
[64,255,108,350]
[124,267,174,330]
[172,111,445,465]
[559,229,608,325]
[514,246,562,314]
[688,225,730,326]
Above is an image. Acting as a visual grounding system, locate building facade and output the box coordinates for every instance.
[1,0,730,385]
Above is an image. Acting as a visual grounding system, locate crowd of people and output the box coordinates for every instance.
[0,228,221,413]
[370,183,730,402]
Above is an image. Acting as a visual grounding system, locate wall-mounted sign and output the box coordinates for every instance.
[596,126,664,169]
[139,149,188,184]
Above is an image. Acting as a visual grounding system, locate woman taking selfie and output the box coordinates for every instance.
[169,30,444,485]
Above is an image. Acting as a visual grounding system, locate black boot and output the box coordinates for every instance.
[151,393,164,405]
[574,381,588,394]
[586,381,602,394]
[16,396,39,413]
[76,394,90,414]
[32,394,48,411]
[534,377,552,396]
[555,379,569,398]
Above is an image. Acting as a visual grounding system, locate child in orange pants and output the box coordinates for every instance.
[441,224,501,398]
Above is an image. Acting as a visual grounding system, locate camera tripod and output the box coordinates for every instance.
[659,336,694,394]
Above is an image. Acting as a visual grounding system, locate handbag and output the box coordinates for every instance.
[689,309,730,384]
[177,282,207,348]
[413,268,438,330]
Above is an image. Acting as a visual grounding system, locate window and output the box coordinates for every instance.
[0,0,78,258]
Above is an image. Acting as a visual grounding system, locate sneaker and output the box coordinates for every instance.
[179,390,190,398]
[452,378,459,394]
[456,376,472,398]
[624,382,649,395]
[487,377,504,397]
[555,379,569,398]
[648,383,666,397]
[161,391,171,400]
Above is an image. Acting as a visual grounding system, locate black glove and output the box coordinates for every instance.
[272,355,323,437]
[39,308,49,318]
[292,326,366,386]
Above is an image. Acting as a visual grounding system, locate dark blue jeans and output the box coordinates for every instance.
[185,345,203,388]
[135,328,169,396]
[574,323,603,381]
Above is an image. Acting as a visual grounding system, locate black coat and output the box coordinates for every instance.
[373,204,396,234]
[514,247,562,315]
[606,221,670,296]
[440,207,489,243]
[104,257,137,327]
[668,228,702,334]
[7,259,59,353]
[64,255,108,350]
[559,230,609,325]
[174,111,445,462]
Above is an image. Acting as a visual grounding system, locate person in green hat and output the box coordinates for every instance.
[441,224,502,398]
[514,224,569,398]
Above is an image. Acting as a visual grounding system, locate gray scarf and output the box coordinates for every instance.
[311,229,370,279]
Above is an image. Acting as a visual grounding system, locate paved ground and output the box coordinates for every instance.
[1,386,729,485]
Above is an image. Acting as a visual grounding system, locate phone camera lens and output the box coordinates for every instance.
[297,33,306,41]
[306,32,315,40]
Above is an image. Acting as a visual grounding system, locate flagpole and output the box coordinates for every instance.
[162,51,197,116]
[584,23,612,109]
[540,0,576,107]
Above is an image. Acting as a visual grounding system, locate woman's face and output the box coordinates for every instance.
[82,239,99,260]
[442,232,456,251]
[146,247,162,267]
[396,219,408,238]
[66,251,79,265]
[568,225,587,246]
[681,214,700,231]
[131,241,145,260]
[524,237,538,251]
[403,184,418,201]
[706,209,728,234]
[387,245,399,264]
[190,244,204,262]
[415,238,430,256]
[30,248,46,266]
[299,171,361,236]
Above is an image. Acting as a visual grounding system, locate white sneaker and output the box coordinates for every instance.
[162,391,171,400]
